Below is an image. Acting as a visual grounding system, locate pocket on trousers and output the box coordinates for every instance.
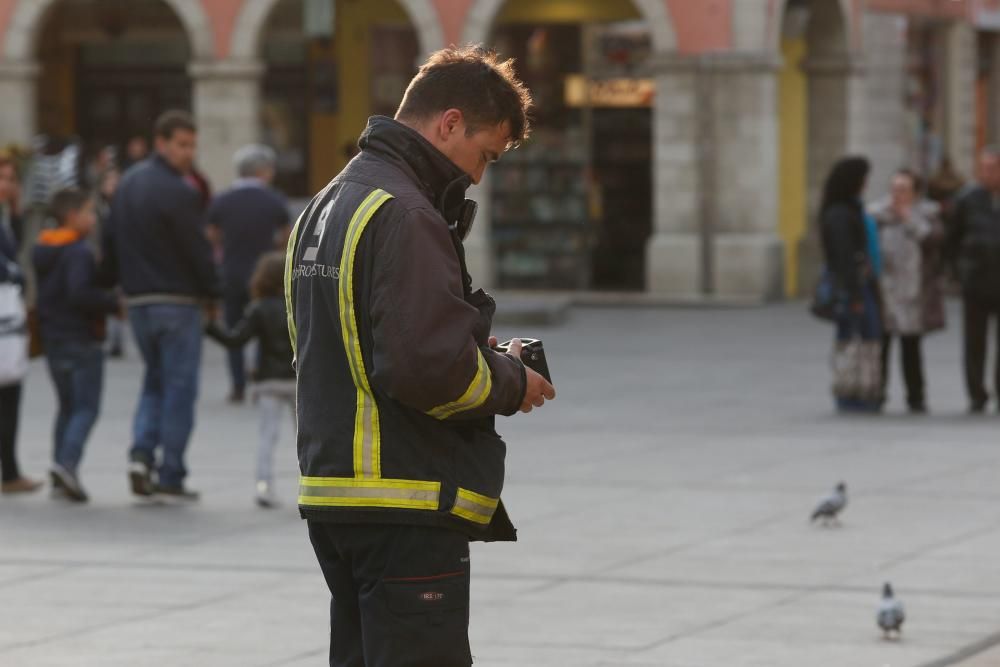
[382,572,469,615]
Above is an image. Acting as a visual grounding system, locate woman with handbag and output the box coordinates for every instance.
[868,169,946,413]
[820,156,885,413]
[0,155,42,494]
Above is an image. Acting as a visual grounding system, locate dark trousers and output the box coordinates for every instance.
[45,340,104,473]
[308,522,473,667]
[224,288,249,394]
[880,334,925,409]
[962,297,1000,407]
[0,382,22,482]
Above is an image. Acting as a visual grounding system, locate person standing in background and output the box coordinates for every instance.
[869,169,946,413]
[819,156,884,413]
[0,155,42,494]
[207,144,289,403]
[946,146,1000,414]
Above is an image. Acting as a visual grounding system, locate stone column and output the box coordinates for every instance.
[645,54,702,297]
[943,21,977,178]
[705,53,784,300]
[0,61,40,147]
[189,59,264,192]
[464,178,494,289]
[796,54,865,293]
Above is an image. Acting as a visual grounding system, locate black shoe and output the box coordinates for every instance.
[128,458,155,497]
[50,465,88,503]
[970,400,987,414]
[154,484,200,503]
[908,403,928,415]
[227,389,245,404]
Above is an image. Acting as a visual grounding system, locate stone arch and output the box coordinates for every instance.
[756,0,853,54]
[461,0,676,52]
[2,0,213,61]
[230,0,442,61]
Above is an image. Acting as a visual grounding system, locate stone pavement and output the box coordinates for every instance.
[1,302,999,667]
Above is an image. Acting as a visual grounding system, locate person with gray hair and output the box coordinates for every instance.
[945,146,1000,413]
[234,144,277,180]
[207,143,290,403]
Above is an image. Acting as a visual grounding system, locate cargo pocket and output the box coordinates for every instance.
[383,571,469,625]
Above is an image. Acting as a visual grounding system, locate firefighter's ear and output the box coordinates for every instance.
[439,109,463,141]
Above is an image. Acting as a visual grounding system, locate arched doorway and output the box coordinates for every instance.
[777,0,851,295]
[34,0,193,169]
[485,0,655,291]
[256,0,420,197]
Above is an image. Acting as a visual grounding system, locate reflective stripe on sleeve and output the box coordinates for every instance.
[298,477,440,510]
[449,487,500,525]
[426,349,493,420]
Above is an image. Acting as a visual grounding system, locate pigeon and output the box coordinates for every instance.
[810,482,847,525]
[877,582,905,639]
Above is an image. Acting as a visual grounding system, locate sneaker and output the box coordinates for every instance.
[153,484,200,503]
[128,458,155,497]
[1,476,43,494]
[50,465,88,503]
[255,480,277,509]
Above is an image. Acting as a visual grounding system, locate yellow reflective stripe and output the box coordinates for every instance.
[283,210,305,354]
[427,349,493,420]
[450,487,499,525]
[298,477,440,510]
[338,189,394,478]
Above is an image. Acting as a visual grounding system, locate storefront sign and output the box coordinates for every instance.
[564,74,654,108]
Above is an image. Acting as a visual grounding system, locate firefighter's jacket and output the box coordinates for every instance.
[285,116,527,540]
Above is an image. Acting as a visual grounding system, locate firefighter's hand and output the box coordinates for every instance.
[507,338,555,413]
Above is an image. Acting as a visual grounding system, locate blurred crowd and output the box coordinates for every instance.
[817,150,1000,416]
[0,110,293,507]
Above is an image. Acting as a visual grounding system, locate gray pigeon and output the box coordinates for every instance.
[810,482,847,524]
[877,582,905,639]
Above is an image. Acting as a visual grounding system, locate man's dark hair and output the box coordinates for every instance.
[154,110,197,140]
[49,187,90,224]
[396,45,532,148]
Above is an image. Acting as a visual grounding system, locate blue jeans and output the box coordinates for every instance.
[45,340,104,473]
[128,304,202,487]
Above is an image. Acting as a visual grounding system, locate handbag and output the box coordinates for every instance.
[831,339,883,402]
[810,269,837,321]
[0,282,28,386]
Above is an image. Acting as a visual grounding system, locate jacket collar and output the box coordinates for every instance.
[358,116,472,221]
[152,152,183,177]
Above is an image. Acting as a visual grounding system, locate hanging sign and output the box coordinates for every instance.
[564,74,654,108]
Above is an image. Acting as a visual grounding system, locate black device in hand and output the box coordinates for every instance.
[496,338,551,383]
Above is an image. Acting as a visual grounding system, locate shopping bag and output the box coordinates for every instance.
[831,338,882,402]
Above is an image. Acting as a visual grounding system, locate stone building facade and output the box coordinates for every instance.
[0,0,997,298]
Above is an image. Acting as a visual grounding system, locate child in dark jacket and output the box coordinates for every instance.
[33,187,120,502]
[206,252,294,507]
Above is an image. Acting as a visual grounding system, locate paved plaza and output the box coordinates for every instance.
[1,302,999,667]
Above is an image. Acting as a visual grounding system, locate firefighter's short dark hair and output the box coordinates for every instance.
[395,45,532,148]
[154,110,197,140]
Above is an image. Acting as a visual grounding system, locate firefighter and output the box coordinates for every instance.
[284,46,555,666]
